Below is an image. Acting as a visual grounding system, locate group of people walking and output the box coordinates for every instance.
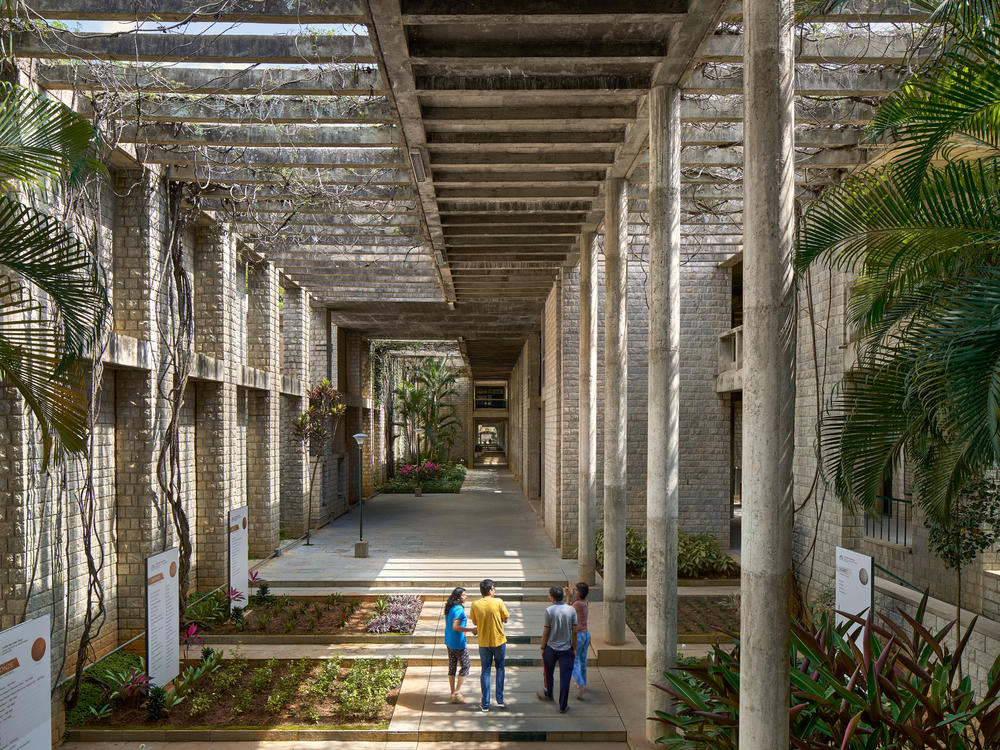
[443,578,591,713]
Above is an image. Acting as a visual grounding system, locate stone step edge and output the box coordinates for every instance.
[199,634,546,645]
[264,580,571,588]
[66,727,627,743]
[185,652,599,668]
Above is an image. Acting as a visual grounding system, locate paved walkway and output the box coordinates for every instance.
[257,469,578,586]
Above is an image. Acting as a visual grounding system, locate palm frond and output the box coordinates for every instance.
[0,82,107,191]
[0,278,88,457]
[0,194,108,356]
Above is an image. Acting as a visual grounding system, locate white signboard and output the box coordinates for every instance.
[835,546,874,647]
[0,614,51,750]
[146,547,180,688]
[228,506,249,612]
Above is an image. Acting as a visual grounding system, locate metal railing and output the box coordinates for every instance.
[718,325,743,374]
[864,495,913,546]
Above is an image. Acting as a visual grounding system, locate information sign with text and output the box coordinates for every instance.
[0,614,51,749]
[229,506,249,612]
[146,547,180,688]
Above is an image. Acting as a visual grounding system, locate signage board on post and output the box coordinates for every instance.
[146,547,180,688]
[0,614,52,749]
[835,546,874,647]
[228,506,249,612]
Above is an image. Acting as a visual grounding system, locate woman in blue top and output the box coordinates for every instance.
[444,587,477,703]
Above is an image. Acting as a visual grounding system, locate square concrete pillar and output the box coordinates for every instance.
[192,224,240,588]
[0,385,28,632]
[523,333,542,501]
[279,283,311,538]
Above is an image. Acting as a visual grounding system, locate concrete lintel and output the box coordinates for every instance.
[401,0,687,23]
[685,66,903,97]
[422,104,637,122]
[104,332,151,371]
[408,39,666,62]
[723,0,928,22]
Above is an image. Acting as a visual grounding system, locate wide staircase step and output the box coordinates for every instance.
[389,665,627,743]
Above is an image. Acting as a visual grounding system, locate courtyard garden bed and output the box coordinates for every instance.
[186,590,423,637]
[626,595,739,645]
[597,528,740,581]
[70,650,404,731]
[379,461,467,494]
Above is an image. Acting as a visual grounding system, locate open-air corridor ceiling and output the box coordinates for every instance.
[13,0,929,377]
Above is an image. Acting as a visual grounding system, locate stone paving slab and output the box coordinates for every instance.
[256,470,578,587]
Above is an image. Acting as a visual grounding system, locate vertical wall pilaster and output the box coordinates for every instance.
[740,0,797,743]
[0,386,27,631]
[647,84,682,742]
[578,233,598,581]
[603,177,629,646]
[524,333,542,501]
[280,284,311,537]
[193,224,238,589]
[246,262,280,557]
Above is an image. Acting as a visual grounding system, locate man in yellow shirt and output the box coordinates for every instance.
[469,578,510,712]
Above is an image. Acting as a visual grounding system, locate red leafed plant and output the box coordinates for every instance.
[654,593,1000,748]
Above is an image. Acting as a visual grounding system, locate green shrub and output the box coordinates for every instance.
[189,693,212,718]
[65,680,108,727]
[655,598,1000,749]
[336,657,404,720]
[145,686,169,720]
[379,476,416,493]
[677,533,738,578]
[186,590,228,625]
[595,528,738,579]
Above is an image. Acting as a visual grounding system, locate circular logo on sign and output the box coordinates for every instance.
[242,517,247,530]
[169,562,177,578]
[31,638,46,661]
[859,568,869,586]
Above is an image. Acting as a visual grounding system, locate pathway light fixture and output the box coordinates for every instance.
[353,432,368,557]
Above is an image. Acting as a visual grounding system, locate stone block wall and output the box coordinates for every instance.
[543,280,563,545]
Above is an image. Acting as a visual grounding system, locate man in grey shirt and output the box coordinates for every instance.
[537,586,578,712]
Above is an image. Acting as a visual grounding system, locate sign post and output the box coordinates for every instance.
[228,506,249,611]
[146,548,180,687]
[835,546,874,647]
[0,614,51,749]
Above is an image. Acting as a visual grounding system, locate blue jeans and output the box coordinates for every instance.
[572,631,590,687]
[478,644,506,708]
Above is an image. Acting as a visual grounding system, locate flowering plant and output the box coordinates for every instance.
[366,595,422,634]
[226,587,245,604]
[180,623,202,646]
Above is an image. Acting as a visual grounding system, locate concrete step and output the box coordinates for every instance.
[263,579,570,589]
[390,665,627,743]
[189,640,597,668]
[267,585,558,601]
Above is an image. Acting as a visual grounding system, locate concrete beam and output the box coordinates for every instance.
[118,123,397,148]
[199,198,419,214]
[432,170,605,185]
[37,63,383,95]
[681,97,876,125]
[685,66,903,97]
[430,151,615,167]
[437,200,594,213]
[13,31,375,64]
[435,186,598,200]
[427,130,625,146]
[141,146,404,168]
[168,165,411,185]
[414,74,650,93]
[697,31,919,64]
[18,0,365,22]
[441,212,587,225]
[722,0,928,23]
[408,39,666,62]
[86,95,393,124]
[422,104,637,123]
[401,0,687,23]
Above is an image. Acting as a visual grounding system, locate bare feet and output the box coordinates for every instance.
[576,687,587,700]
[450,693,466,703]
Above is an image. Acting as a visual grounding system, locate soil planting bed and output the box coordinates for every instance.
[83,656,403,730]
[626,595,740,645]
[199,595,422,636]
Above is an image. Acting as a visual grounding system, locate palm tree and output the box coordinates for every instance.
[0,82,108,463]
[415,357,461,461]
[393,379,428,464]
[794,0,1000,524]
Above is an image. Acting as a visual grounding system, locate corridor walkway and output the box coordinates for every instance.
[258,468,578,586]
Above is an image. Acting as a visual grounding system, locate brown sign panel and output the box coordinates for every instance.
[147,573,164,586]
[0,657,19,677]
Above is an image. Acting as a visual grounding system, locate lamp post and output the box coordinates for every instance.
[353,432,368,558]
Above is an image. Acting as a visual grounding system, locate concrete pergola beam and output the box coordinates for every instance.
[400,0,688,23]
[167,165,412,185]
[697,31,922,64]
[195,186,417,201]
[440,212,587,224]
[18,0,366,23]
[684,66,904,97]
[722,0,929,23]
[84,96,394,124]
[36,63,385,95]
[117,123,398,148]
[429,151,615,167]
[422,104,637,123]
[13,31,375,64]
[414,74,651,93]
[234,222,422,237]
[141,146,405,169]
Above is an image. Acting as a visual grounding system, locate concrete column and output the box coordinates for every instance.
[280,284,311,538]
[603,177,628,646]
[739,0,796,744]
[578,231,598,583]
[646,84,682,742]
[524,333,542,500]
